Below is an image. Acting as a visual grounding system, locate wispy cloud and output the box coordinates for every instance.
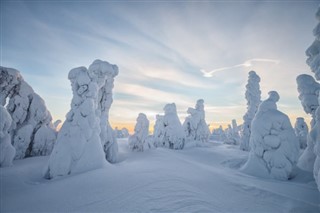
[200,58,280,78]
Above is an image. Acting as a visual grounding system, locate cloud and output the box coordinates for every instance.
[200,58,280,78]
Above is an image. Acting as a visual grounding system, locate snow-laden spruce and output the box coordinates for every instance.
[241,91,299,180]
[43,60,118,179]
[305,6,320,191]
[294,117,308,149]
[129,113,153,151]
[183,99,210,144]
[89,60,119,163]
[312,108,320,191]
[211,125,226,141]
[240,71,261,151]
[154,103,185,149]
[296,74,320,172]
[0,66,56,159]
[115,127,129,138]
[306,7,320,81]
[0,105,16,167]
[153,114,165,147]
[224,120,240,145]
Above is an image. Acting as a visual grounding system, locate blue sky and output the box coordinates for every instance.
[1,1,319,131]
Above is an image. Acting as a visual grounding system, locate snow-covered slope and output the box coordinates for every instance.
[1,139,319,212]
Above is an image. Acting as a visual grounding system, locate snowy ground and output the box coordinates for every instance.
[1,139,319,212]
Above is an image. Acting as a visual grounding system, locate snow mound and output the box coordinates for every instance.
[0,105,15,167]
[242,91,300,180]
[0,66,56,159]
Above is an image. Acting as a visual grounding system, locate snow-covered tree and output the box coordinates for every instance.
[224,120,240,145]
[89,59,119,163]
[240,71,261,151]
[305,6,320,191]
[312,108,320,191]
[43,60,117,179]
[153,114,165,147]
[0,66,56,159]
[211,125,226,141]
[156,103,185,150]
[129,113,153,151]
[294,117,308,149]
[121,128,129,138]
[296,75,320,172]
[114,127,129,138]
[183,99,210,144]
[0,105,15,167]
[242,91,299,180]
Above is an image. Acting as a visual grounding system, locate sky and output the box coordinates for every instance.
[1,0,319,133]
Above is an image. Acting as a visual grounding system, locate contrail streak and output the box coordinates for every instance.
[200,58,280,78]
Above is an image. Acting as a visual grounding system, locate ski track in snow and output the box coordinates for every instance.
[1,139,320,212]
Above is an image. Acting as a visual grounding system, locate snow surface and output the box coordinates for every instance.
[1,139,319,212]
[240,71,261,151]
[242,91,300,180]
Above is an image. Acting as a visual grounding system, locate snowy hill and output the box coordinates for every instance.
[1,139,319,212]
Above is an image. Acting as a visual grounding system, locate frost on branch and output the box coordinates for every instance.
[294,117,308,149]
[296,74,320,171]
[0,66,56,159]
[183,99,210,144]
[0,105,16,167]
[43,60,118,179]
[242,91,299,180]
[129,113,153,151]
[240,71,261,151]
